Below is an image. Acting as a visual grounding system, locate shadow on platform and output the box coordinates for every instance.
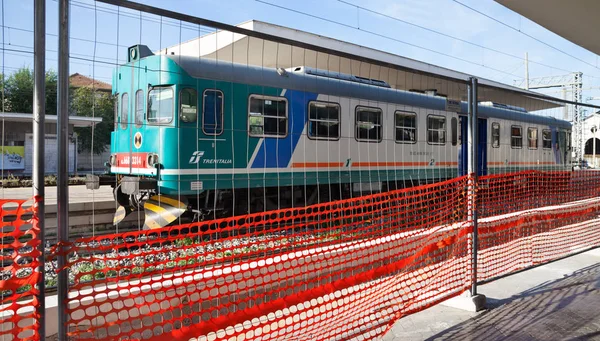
[427,262,600,341]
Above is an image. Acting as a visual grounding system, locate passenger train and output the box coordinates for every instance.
[100,44,572,229]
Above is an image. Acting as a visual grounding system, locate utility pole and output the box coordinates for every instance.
[515,73,584,161]
[525,52,529,90]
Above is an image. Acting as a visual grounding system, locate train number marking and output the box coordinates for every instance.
[120,155,143,166]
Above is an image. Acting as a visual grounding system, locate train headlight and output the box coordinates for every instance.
[109,154,116,166]
[147,153,159,167]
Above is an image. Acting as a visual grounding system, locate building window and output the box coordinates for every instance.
[355,106,382,142]
[248,95,287,137]
[491,122,500,148]
[308,101,340,140]
[147,86,174,124]
[542,129,552,149]
[451,117,458,146]
[179,88,198,123]
[135,90,144,128]
[427,115,446,144]
[528,127,538,149]
[511,125,522,148]
[120,93,128,129]
[395,110,416,144]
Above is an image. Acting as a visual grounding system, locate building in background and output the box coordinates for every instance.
[69,73,112,94]
[0,112,101,176]
[0,73,111,176]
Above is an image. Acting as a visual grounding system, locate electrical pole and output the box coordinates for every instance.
[525,52,529,90]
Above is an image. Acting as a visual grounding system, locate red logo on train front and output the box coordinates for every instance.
[115,153,149,168]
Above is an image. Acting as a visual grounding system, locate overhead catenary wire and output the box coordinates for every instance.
[254,0,526,80]
[450,0,600,72]
[337,0,597,78]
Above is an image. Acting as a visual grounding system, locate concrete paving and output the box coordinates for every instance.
[0,185,113,204]
[384,249,600,341]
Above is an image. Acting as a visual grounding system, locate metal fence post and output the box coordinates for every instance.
[467,77,479,296]
[33,0,46,339]
[57,0,70,340]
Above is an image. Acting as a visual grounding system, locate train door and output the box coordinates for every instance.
[459,116,468,176]
[457,117,488,176]
[478,119,488,176]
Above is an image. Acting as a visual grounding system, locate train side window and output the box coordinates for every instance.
[114,93,119,130]
[491,122,500,148]
[147,86,174,124]
[180,88,198,124]
[511,125,522,148]
[120,93,128,129]
[355,106,382,142]
[308,101,340,140]
[542,129,552,149]
[427,115,446,145]
[451,117,458,146]
[248,95,287,137]
[527,127,538,149]
[135,90,144,128]
[395,111,416,144]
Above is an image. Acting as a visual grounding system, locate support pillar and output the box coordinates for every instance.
[57,0,70,340]
[33,0,46,339]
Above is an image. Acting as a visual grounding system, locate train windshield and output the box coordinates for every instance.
[148,86,174,124]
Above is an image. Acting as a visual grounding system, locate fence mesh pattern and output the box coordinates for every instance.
[63,176,472,341]
[0,198,40,341]
[3,171,600,340]
[477,171,600,282]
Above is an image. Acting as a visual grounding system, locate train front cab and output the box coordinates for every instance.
[107,45,196,229]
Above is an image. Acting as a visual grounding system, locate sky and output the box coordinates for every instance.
[2,0,600,111]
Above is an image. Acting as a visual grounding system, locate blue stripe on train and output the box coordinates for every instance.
[252,90,318,168]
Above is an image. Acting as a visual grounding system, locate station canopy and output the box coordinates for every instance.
[496,0,600,56]
[160,20,563,112]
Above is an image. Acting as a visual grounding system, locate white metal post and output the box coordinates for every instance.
[57,0,70,340]
[33,0,46,339]
[593,126,597,168]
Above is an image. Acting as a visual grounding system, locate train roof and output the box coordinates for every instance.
[165,55,571,129]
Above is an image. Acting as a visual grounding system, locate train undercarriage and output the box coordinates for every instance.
[112,177,435,229]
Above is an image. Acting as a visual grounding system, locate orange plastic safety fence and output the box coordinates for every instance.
[477,170,600,282]
[61,170,600,341]
[63,176,473,341]
[0,198,41,341]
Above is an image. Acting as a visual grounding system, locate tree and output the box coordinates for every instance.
[71,86,114,155]
[3,67,57,115]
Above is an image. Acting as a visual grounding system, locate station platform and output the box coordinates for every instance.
[0,184,113,204]
[384,249,600,341]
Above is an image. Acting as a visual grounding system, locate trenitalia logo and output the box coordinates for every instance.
[189,151,205,164]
